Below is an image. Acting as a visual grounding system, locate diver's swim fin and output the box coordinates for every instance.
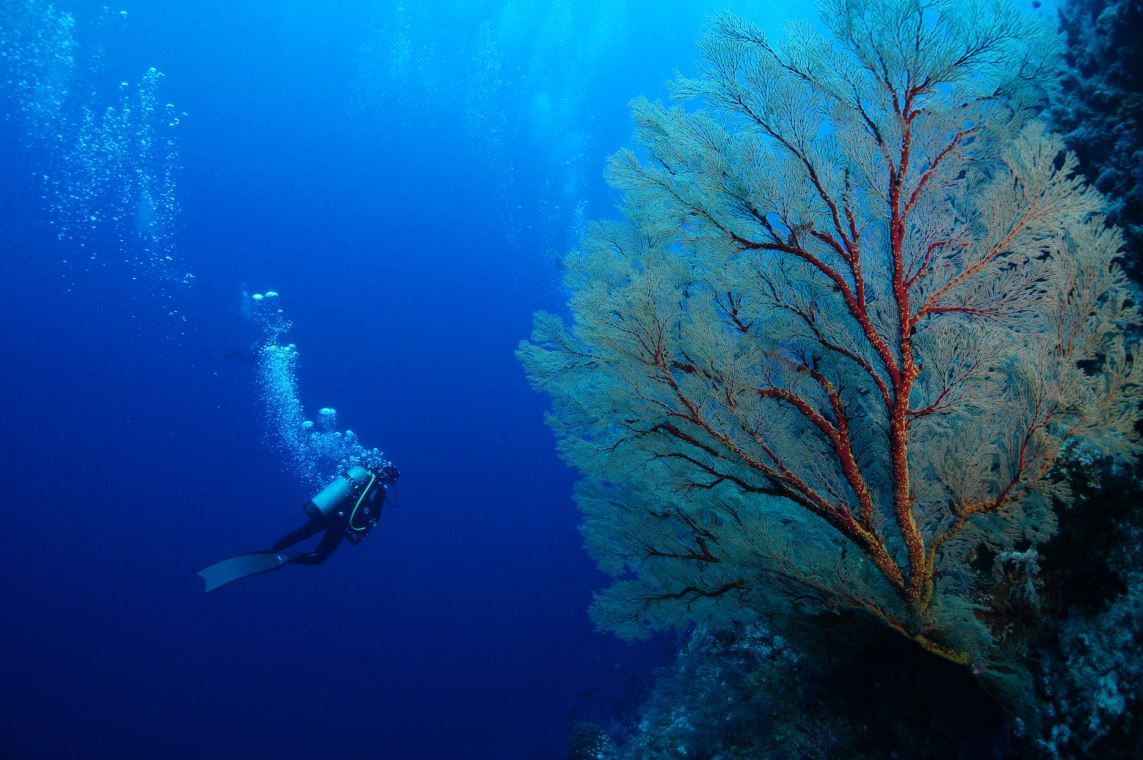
[198,551,294,593]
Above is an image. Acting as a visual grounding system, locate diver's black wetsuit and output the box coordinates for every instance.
[269,467,395,565]
[198,465,401,592]
[270,515,346,565]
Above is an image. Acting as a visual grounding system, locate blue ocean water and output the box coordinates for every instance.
[0,1,796,757]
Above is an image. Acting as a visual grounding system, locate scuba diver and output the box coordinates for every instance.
[198,464,400,592]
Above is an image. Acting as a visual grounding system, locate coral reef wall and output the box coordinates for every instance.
[555,3,1143,758]
[1053,0,1143,270]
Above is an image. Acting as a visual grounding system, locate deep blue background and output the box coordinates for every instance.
[0,1,787,758]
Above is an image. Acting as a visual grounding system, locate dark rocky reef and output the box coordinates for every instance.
[608,622,1009,759]
[569,721,618,760]
[1052,0,1143,272]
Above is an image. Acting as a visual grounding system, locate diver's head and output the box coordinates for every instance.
[380,464,400,483]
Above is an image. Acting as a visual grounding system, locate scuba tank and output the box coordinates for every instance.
[305,465,373,521]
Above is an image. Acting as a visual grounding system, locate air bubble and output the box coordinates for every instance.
[249,290,392,487]
[1,1,193,303]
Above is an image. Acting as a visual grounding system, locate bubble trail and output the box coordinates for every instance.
[247,290,392,488]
